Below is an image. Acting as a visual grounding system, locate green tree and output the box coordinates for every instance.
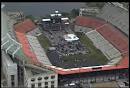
[25,15,35,21]
[86,2,105,9]
[70,9,79,18]
[61,12,70,17]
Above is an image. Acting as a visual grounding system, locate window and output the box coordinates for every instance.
[11,75,15,81]
[51,75,55,79]
[51,81,55,84]
[11,82,15,87]
[11,75,15,86]
[45,86,48,88]
[45,82,48,85]
[38,77,42,81]
[31,84,35,88]
[51,85,55,88]
[31,78,35,82]
[38,83,42,87]
[44,76,48,80]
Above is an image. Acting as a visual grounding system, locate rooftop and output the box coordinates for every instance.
[25,64,55,77]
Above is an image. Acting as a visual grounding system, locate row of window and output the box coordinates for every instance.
[31,75,55,81]
[11,75,15,87]
[31,81,55,88]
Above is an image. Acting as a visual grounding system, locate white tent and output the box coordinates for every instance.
[64,34,79,42]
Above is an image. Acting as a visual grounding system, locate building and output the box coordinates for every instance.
[79,7,100,16]
[24,65,58,88]
[1,11,26,87]
[2,50,18,87]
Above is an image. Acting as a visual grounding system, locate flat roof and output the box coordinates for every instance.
[25,65,55,77]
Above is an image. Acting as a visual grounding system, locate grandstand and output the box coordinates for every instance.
[75,16,128,56]
[97,2,129,36]
[26,35,52,65]
[14,19,40,65]
[86,30,122,65]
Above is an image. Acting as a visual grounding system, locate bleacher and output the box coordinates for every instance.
[86,30,122,65]
[26,35,52,66]
[74,25,93,33]
[97,3,129,36]
[75,16,105,28]
[75,16,128,56]
[14,19,40,65]
[14,19,36,33]
[96,24,128,55]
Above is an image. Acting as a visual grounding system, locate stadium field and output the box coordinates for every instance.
[37,32,108,69]
[37,34,51,52]
[62,32,108,67]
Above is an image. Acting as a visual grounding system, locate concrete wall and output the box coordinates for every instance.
[2,50,18,87]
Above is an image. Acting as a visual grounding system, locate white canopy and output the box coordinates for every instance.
[65,22,69,24]
[42,19,51,21]
[50,13,62,17]
[61,17,69,20]
[64,34,79,42]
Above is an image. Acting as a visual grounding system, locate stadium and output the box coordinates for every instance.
[1,2,129,87]
[13,11,128,74]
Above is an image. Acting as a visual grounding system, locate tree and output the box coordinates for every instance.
[70,9,79,18]
[85,2,105,9]
[61,12,70,17]
[25,15,35,21]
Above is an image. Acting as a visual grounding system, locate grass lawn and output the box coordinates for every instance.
[37,34,51,51]
[36,32,108,68]
[62,32,108,65]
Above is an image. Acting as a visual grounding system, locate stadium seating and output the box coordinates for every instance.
[96,24,128,55]
[14,19,39,65]
[26,35,52,66]
[86,30,122,65]
[97,3,129,36]
[75,16,128,56]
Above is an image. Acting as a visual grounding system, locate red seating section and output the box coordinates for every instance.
[97,24,128,55]
[75,16,128,55]
[14,19,39,65]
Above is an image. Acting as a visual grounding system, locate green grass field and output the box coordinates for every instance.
[62,32,108,65]
[37,34,51,51]
[37,32,108,68]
